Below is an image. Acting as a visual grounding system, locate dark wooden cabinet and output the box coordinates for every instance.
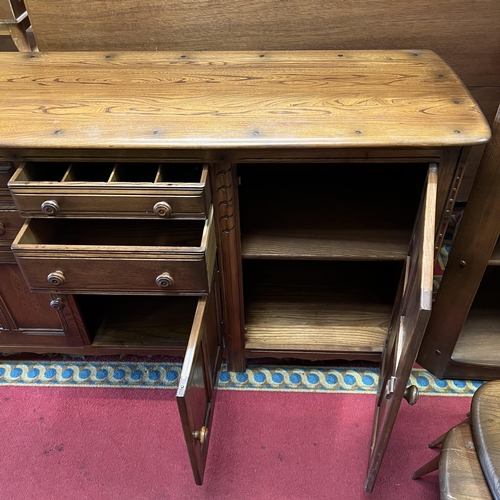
[418,106,500,380]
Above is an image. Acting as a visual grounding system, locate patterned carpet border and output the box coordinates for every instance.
[0,361,482,396]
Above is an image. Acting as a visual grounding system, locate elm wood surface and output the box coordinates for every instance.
[243,260,401,356]
[440,423,493,500]
[9,161,211,219]
[366,164,437,492]
[239,162,427,261]
[11,209,216,294]
[0,51,490,151]
[23,0,500,85]
[418,106,500,380]
[472,381,500,499]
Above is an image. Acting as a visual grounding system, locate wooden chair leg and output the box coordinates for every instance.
[428,417,470,448]
[428,430,448,448]
[411,454,441,480]
[8,16,32,52]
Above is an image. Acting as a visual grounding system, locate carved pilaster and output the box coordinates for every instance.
[210,163,246,372]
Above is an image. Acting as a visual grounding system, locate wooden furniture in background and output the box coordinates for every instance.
[418,105,500,380]
[0,0,31,51]
[0,49,490,490]
[414,422,493,499]
[412,380,500,500]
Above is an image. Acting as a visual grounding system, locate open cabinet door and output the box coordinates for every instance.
[365,163,438,492]
[177,284,222,485]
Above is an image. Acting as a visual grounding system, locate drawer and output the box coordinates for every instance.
[12,207,216,294]
[9,161,211,219]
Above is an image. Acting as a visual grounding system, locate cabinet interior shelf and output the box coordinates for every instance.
[452,267,500,367]
[77,295,198,348]
[243,260,401,356]
[239,163,427,261]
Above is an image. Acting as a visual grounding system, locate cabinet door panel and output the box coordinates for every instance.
[0,263,61,329]
[177,282,222,485]
[365,164,438,492]
[0,263,89,346]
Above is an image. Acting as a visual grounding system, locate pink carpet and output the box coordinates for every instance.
[0,387,469,499]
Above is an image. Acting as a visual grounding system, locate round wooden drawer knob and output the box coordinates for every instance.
[193,426,208,445]
[41,200,60,216]
[153,201,172,217]
[156,272,174,288]
[49,298,65,311]
[47,270,65,286]
[0,223,5,237]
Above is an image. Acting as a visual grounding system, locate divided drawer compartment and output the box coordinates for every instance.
[9,161,210,218]
[11,208,216,294]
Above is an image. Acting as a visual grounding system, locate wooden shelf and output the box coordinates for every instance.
[243,260,401,355]
[488,237,500,265]
[239,163,426,261]
[77,295,198,347]
[452,267,500,367]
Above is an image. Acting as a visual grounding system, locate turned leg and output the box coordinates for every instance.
[411,454,440,479]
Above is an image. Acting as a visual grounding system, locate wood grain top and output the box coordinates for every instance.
[0,50,491,151]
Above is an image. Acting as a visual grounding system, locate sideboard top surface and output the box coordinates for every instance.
[0,50,491,152]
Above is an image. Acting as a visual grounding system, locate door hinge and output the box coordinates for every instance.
[386,376,397,399]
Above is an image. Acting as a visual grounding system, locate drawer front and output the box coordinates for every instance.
[0,210,23,255]
[12,209,216,294]
[15,256,211,294]
[9,161,210,219]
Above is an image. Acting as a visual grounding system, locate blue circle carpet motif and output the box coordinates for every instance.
[0,361,482,396]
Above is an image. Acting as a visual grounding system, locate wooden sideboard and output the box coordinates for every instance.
[0,50,490,491]
[418,105,500,381]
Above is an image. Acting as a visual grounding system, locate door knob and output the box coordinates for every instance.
[403,385,419,405]
[193,426,208,445]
